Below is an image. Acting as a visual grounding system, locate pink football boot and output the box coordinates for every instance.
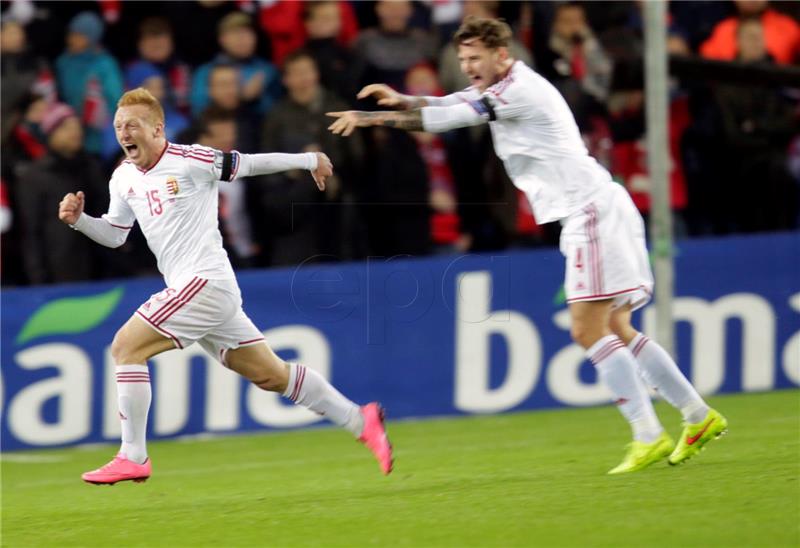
[358,403,394,475]
[82,453,151,485]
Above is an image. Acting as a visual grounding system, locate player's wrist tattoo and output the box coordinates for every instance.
[402,96,427,110]
[356,110,424,132]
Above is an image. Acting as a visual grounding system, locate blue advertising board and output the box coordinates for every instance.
[2,232,799,450]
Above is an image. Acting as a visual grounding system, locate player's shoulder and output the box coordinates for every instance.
[485,61,539,104]
[108,159,139,193]
[165,143,218,165]
[111,158,138,180]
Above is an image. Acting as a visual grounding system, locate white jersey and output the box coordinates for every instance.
[422,60,612,224]
[104,142,240,286]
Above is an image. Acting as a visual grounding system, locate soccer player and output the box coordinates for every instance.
[59,88,393,484]
[327,17,727,474]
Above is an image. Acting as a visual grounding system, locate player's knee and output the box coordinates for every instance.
[570,324,605,349]
[111,329,143,364]
[110,330,130,364]
[610,323,637,345]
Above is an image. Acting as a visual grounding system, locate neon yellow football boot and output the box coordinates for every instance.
[668,408,728,466]
[608,431,675,475]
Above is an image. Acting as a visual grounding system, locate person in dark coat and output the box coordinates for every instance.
[15,102,107,284]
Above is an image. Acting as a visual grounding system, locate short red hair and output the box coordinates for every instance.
[117,87,164,125]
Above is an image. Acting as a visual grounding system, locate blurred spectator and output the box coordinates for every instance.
[537,2,612,131]
[195,107,259,267]
[15,103,106,284]
[166,1,238,67]
[126,17,191,113]
[1,18,55,143]
[200,63,260,152]
[54,11,124,156]
[353,0,437,92]
[257,0,359,66]
[438,0,533,94]
[126,63,189,144]
[190,12,281,118]
[3,93,49,168]
[606,86,690,235]
[360,127,431,257]
[712,18,799,232]
[0,91,48,286]
[404,63,465,254]
[420,0,462,47]
[700,0,800,65]
[669,2,734,52]
[302,0,358,103]
[6,2,99,61]
[258,50,363,264]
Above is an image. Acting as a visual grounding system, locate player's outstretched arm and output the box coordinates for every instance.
[235,151,332,191]
[357,84,429,110]
[326,110,424,136]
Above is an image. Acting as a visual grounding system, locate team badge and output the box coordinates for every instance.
[166,176,180,195]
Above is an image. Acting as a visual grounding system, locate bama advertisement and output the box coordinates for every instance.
[2,232,799,451]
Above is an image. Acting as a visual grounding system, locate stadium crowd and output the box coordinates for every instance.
[1,0,798,286]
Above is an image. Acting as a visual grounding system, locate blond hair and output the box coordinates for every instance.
[117,88,165,125]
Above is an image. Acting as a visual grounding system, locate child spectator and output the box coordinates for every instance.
[55,11,123,156]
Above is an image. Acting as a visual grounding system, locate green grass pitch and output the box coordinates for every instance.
[3,390,798,547]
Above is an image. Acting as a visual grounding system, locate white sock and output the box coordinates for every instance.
[588,335,663,443]
[629,333,709,424]
[283,363,364,437]
[116,364,151,464]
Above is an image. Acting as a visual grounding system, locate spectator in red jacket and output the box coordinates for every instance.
[257,0,359,66]
[700,0,800,65]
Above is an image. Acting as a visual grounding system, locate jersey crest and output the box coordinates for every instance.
[166,176,180,196]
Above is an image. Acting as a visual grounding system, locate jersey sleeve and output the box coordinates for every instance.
[479,80,534,122]
[423,87,481,107]
[421,80,534,132]
[102,172,136,229]
[184,144,242,184]
[421,102,488,133]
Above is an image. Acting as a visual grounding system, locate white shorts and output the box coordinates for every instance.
[560,184,654,311]
[135,276,264,365]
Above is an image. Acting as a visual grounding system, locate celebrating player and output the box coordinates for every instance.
[328,17,727,474]
[60,88,393,484]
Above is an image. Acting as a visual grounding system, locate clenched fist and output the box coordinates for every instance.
[59,191,85,225]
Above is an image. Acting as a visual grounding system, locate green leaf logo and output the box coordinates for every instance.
[553,284,566,307]
[16,287,125,345]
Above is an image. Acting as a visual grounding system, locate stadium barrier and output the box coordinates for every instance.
[2,233,798,450]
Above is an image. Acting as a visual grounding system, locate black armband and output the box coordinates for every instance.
[220,152,234,181]
[479,96,497,122]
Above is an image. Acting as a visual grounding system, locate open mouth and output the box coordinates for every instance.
[123,144,138,155]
